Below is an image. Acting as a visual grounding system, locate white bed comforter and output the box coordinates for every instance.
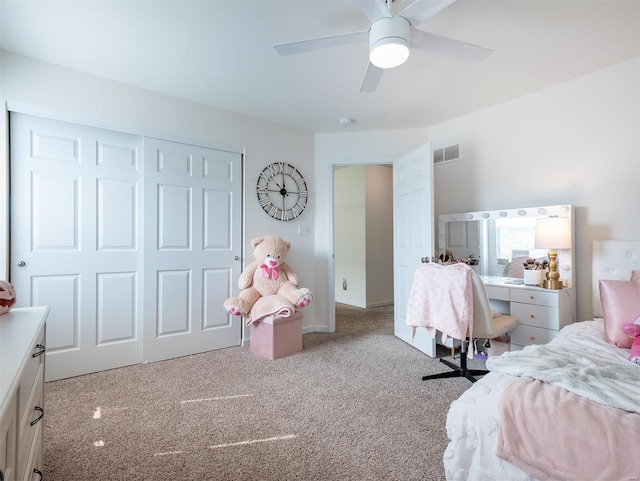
[486,320,640,413]
[443,320,637,481]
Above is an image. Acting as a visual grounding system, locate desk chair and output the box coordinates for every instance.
[422,270,518,383]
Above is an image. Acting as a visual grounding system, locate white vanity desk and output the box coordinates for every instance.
[480,276,576,350]
[438,203,577,351]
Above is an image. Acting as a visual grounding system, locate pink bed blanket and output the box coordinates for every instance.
[497,376,640,481]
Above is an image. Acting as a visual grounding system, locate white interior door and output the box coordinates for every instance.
[393,143,435,357]
[142,137,242,363]
[10,113,144,380]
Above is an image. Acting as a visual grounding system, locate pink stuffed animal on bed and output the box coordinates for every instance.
[621,316,640,364]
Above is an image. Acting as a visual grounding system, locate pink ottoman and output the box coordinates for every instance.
[250,311,303,360]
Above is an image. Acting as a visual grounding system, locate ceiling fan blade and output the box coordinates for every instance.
[398,0,456,27]
[274,30,368,56]
[410,29,492,62]
[356,0,392,23]
[360,62,384,92]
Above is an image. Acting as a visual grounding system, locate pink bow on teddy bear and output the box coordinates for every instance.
[621,315,640,365]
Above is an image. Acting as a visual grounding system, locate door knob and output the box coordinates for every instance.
[17,260,26,267]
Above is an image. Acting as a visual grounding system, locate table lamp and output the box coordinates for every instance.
[535,216,571,289]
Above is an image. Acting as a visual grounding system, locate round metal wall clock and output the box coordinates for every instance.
[256,162,308,221]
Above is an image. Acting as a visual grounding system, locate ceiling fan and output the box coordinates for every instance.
[274,0,492,92]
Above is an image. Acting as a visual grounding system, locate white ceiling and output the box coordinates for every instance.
[1,0,638,133]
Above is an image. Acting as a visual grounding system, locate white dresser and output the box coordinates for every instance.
[0,306,49,481]
[481,276,576,350]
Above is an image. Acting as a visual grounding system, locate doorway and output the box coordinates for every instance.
[328,144,435,357]
[333,164,393,323]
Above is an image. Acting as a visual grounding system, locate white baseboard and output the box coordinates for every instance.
[365,300,394,308]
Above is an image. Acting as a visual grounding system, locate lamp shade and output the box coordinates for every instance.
[369,16,410,69]
[535,216,571,249]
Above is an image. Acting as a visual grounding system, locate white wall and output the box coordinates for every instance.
[315,57,640,324]
[365,165,393,307]
[4,51,637,334]
[0,51,7,283]
[429,57,640,321]
[334,166,367,306]
[0,51,319,331]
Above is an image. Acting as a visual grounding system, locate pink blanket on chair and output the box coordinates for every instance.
[406,263,473,356]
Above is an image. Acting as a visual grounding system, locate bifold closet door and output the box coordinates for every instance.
[10,114,243,380]
[10,113,144,380]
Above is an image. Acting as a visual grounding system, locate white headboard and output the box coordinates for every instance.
[592,240,640,318]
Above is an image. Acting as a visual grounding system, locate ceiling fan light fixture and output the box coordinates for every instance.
[369,16,411,69]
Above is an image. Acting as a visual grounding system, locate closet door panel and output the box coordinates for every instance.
[11,113,143,380]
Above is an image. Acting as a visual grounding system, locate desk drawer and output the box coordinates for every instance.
[511,288,559,307]
[511,324,558,347]
[485,285,510,301]
[510,302,559,330]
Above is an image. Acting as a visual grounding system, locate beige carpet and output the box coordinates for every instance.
[43,304,480,480]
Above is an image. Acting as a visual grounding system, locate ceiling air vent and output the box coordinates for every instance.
[433,142,461,166]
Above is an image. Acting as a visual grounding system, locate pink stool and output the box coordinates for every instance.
[250,311,303,360]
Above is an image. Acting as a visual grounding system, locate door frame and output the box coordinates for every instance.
[327,156,395,333]
[4,102,247,354]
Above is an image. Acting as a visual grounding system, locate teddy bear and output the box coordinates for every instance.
[621,316,640,364]
[223,235,312,317]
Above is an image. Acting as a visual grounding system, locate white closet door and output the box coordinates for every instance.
[10,114,244,380]
[393,143,435,357]
[142,137,242,363]
[10,113,144,380]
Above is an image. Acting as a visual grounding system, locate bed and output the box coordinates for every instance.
[443,240,640,481]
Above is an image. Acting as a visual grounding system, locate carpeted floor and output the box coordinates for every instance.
[43,304,481,480]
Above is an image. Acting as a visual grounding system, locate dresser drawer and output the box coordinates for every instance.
[0,391,18,481]
[510,302,560,330]
[485,285,510,301]
[16,328,45,426]
[17,365,44,479]
[19,421,42,481]
[510,288,559,307]
[511,324,558,346]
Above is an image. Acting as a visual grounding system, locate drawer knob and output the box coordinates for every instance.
[530,314,535,319]
[32,344,46,358]
[530,295,535,300]
[530,336,536,341]
[30,406,44,426]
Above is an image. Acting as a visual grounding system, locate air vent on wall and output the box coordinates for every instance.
[433,142,461,165]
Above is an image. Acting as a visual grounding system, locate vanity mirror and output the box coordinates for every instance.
[437,204,575,287]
